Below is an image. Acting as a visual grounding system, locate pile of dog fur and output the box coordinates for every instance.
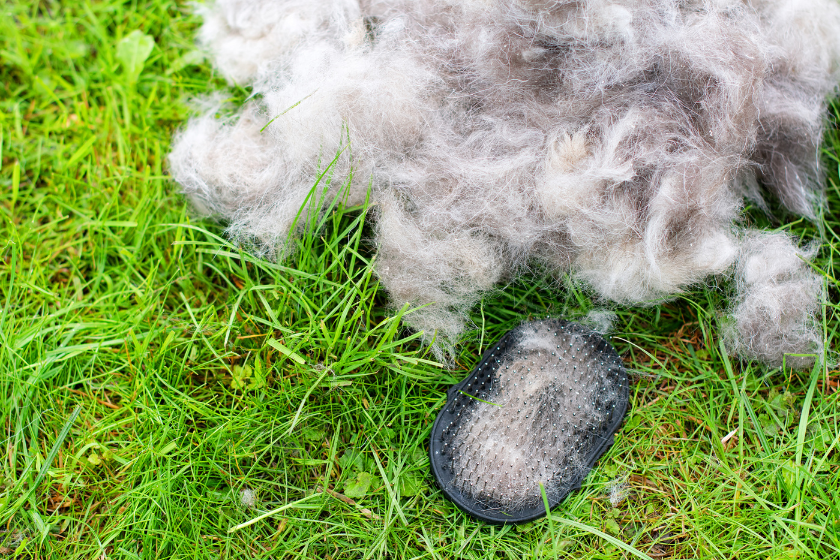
[170,0,839,368]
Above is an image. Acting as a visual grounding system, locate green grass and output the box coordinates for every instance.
[1,1,839,558]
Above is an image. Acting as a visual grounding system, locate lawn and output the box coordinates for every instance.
[1,1,839,558]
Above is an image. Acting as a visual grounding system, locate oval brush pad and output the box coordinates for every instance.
[429,319,629,523]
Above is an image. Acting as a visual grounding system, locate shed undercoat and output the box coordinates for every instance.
[170,0,839,367]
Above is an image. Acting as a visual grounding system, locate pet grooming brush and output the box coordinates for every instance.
[429,319,628,523]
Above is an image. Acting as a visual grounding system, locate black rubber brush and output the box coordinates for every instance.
[429,319,629,523]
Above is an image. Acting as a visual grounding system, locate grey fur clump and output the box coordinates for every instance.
[170,0,837,366]
[724,232,824,368]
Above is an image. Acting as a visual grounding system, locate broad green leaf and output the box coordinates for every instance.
[339,449,364,472]
[625,415,642,430]
[302,427,325,442]
[758,413,779,436]
[604,517,621,536]
[343,471,375,498]
[230,364,252,390]
[117,30,155,83]
[399,474,422,497]
[807,424,832,452]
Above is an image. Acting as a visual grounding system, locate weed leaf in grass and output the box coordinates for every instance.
[302,427,325,442]
[344,471,378,499]
[117,30,154,83]
[767,389,800,425]
[228,359,268,391]
[339,449,364,472]
[604,517,622,537]
[806,424,833,453]
[399,473,422,497]
[759,413,780,436]
[230,364,252,390]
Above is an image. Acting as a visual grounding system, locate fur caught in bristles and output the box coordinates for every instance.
[170,0,837,366]
[433,320,627,517]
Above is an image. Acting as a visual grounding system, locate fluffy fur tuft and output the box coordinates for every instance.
[724,232,824,368]
[170,0,837,366]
